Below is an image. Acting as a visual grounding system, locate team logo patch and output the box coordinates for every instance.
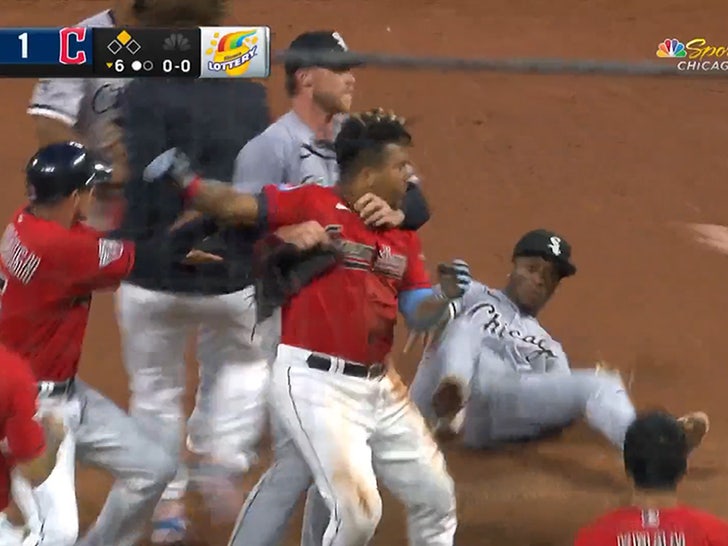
[98,239,124,268]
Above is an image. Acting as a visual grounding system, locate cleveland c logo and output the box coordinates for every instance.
[59,27,87,65]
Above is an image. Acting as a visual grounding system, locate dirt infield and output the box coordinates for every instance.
[3,0,728,544]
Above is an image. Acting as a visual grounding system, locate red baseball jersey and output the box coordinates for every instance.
[262,184,431,364]
[0,452,10,512]
[575,505,728,546]
[0,207,135,380]
[0,345,45,510]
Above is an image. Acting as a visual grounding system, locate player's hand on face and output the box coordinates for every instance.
[275,221,331,250]
[438,259,472,299]
[355,193,405,228]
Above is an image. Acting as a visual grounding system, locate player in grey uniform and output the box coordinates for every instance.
[226,31,431,546]
[409,229,710,455]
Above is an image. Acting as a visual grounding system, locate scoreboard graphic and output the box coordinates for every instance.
[0,26,270,79]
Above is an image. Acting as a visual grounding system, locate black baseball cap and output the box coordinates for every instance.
[25,142,109,205]
[284,30,361,74]
[512,229,577,277]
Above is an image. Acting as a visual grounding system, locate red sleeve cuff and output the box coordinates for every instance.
[181,176,203,203]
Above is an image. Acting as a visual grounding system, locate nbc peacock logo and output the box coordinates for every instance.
[206,29,259,76]
[656,38,687,58]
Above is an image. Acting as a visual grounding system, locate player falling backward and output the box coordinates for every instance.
[144,111,471,545]
[0,142,213,546]
[407,229,709,454]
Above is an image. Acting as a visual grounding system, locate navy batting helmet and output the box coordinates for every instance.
[25,142,108,205]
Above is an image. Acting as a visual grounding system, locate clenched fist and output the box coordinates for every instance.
[437,259,472,299]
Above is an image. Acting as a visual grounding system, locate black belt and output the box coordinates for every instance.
[37,378,75,397]
[306,355,386,379]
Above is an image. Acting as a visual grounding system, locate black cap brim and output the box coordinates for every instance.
[514,249,577,278]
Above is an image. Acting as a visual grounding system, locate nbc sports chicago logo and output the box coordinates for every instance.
[656,37,728,71]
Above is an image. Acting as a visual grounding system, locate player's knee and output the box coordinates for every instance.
[328,482,382,542]
[338,492,383,542]
[135,445,177,492]
[422,468,457,518]
[591,371,628,398]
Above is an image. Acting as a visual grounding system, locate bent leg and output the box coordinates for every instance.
[372,375,456,546]
[74,382,176,546]
[464,370,636,449]
[228,414,312,546]
[270,350,381,546]
[115,283,192,504]
[408,349,446,423]
[192,288,270,469]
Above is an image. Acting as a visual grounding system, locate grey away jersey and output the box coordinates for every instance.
[439,281,570,385]
[27,10,127,156]
[232,110,345,192]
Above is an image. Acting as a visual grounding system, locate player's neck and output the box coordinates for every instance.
[502,285,540,317]
[28,206,74,229]
[335,181,365,209]
[292,99,336,141]
[631,489,679,509]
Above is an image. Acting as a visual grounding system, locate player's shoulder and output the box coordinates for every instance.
[575,506,636,538]
[676,505,728,530]
[76,9,115,27]
[242,113,298,153]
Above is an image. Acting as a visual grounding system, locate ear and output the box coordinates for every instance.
[360,166,376,189]
[298,68,314,89]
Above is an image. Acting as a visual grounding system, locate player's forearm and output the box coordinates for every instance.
[185,179,261,226]
[401,289,456,331]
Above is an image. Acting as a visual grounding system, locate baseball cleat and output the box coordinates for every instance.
[151,500,188,545]
[677,411,710,452]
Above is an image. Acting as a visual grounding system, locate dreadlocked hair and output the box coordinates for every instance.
[335,108,411,183]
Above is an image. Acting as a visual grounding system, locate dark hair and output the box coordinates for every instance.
[335,109,411,183]
[623,411,688,490]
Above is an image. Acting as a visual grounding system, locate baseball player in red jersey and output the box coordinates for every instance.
[575,411,728,546]
[0,345,68,544]
[0,141,208,546]
[145,110,470,545]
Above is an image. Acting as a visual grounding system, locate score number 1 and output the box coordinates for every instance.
[18,32,28,59]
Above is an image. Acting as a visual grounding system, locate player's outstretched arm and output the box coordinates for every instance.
[399,260,472,331]
[143,148,261,226]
